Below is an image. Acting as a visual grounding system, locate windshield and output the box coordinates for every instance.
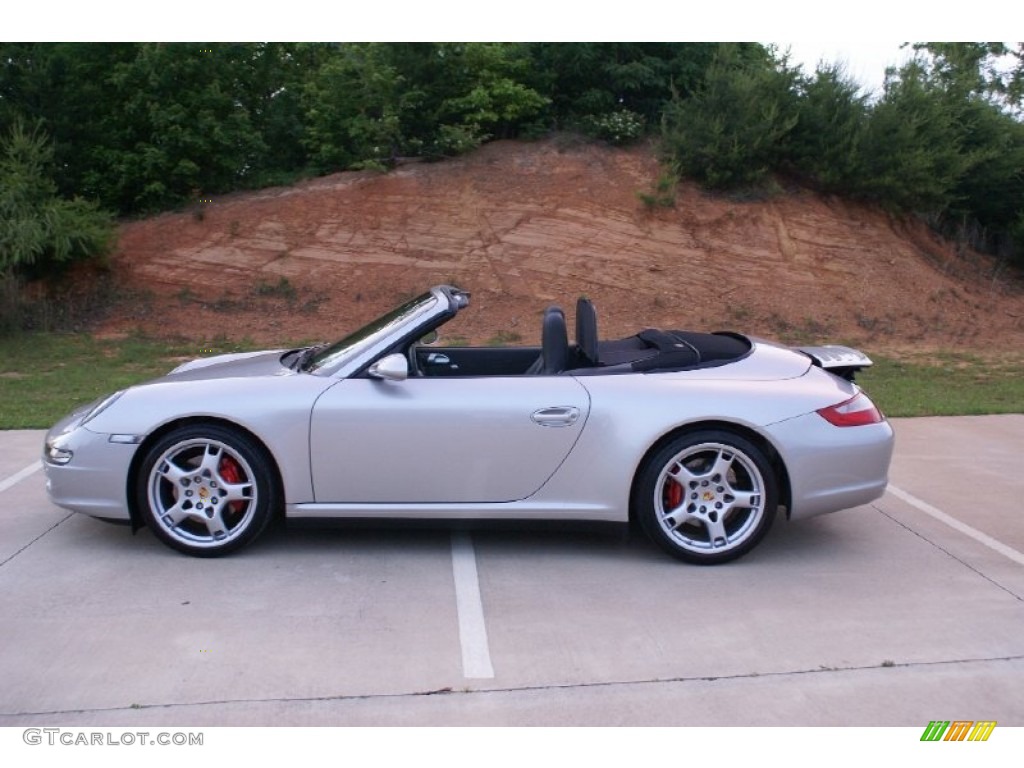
[304,292,438,374]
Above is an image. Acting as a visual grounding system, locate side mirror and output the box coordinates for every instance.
[419,329,439,346]
[368,353,409,381]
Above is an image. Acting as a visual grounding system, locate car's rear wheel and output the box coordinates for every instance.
[635,430,777,564]
[136,424,276,557]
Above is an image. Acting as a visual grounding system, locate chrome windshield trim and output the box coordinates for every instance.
[307,286,454,378]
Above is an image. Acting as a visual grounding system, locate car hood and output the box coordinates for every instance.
[162,349,292,382]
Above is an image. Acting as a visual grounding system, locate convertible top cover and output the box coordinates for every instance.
[578,328,751,373]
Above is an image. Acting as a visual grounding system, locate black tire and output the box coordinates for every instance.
[135,424,277,557]
[635,430,778,564]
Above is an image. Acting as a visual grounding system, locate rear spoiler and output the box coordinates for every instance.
[798,345,873,382]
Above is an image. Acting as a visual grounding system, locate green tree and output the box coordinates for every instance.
[0,43,139,201]
[784,64,869,191]
[913,42,1024,114]
[845,60,975,212]
[661,46,800,189]
[302,43,549,168]
[94,43,267,211]
[527,43,755,126]
[302,43,414,170]
[433,43,549,146]
[0,123,114,276]
[222,42,329,184]
[903,44,1024,262]
[378,43,547,157]
[0,43,278,212]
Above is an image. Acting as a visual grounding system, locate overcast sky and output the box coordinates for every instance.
[778,42,916,96]
[9,2,1013,43]
[6,2,1013,103]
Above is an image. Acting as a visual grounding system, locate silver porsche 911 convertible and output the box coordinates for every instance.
[43,285,893,564]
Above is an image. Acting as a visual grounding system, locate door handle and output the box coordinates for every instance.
[531,406,580,427]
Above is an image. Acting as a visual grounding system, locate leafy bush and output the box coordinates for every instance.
[637,172,677,208]
[584,109,646,145]
[440,77,549,137]
[427,123,488,158]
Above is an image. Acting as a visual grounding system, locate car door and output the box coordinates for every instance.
[309,376,591,503]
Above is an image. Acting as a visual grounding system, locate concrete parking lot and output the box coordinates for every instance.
[0,416,1022,726]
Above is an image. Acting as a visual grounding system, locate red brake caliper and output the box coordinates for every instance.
[218,457,246,514]
[663,478,683,510]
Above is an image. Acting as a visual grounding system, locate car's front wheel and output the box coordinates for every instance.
[135,424,276,557]
[635,431,778,564]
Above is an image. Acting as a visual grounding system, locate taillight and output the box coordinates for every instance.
[816,392,884,427]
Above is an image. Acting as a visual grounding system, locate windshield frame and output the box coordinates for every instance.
[303,288,451,377]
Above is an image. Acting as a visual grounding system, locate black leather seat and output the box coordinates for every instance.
[575,296,599,366]
[526,306,569,374]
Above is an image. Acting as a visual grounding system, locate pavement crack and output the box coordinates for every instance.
[5,654,1023,719]
[872,503,1024,602]
[0,513,74,570]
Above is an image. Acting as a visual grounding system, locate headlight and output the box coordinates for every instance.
[45,441,74,465]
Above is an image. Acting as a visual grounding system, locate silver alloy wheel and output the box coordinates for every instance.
[146,437,259,550]
[654,441,768,556]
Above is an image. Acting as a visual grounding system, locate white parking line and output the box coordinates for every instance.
[888,484,1024,567]
[450,531,495,679]
[0,461,41,494]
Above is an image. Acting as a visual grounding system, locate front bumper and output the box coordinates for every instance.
[43,419,138,522]
[765,411,894,520]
